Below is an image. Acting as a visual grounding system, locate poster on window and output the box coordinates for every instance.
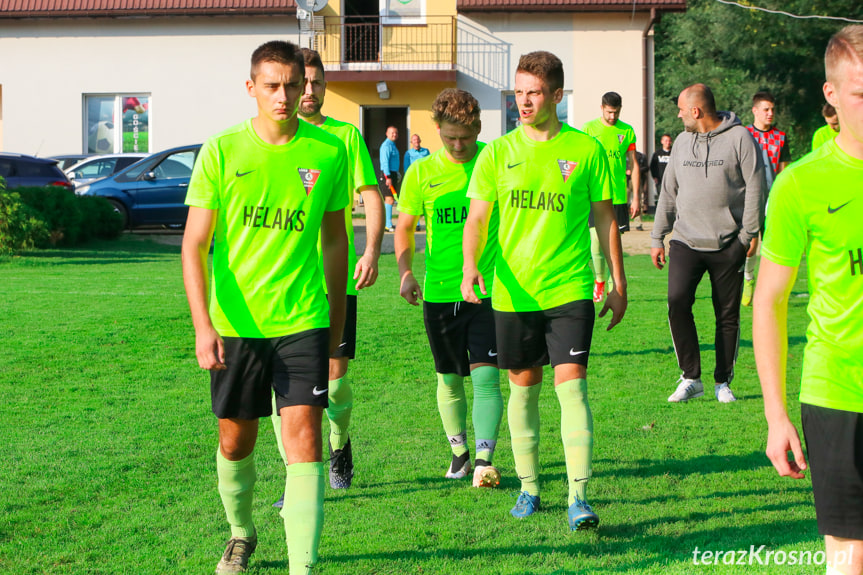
[122,96,150,153]
[84,94,150,154]
[381,0,425,24]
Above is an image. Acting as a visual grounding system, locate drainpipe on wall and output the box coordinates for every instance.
[643,7,660,205]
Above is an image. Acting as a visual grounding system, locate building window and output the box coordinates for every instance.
[503,92,571,134]
[380,0,425,25]
[84,94,150,154]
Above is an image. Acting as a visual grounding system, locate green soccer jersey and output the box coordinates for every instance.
[582,118,636,205]
[313,116,378,296]
[761,139,863,412]
[398,143,499,302]
[811,123,838,151]
[186,119,349,338]
[467,124,612,312]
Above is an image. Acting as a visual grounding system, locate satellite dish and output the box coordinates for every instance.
[296,0,327,12]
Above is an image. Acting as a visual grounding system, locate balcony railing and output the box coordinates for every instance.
[311,15,456,72]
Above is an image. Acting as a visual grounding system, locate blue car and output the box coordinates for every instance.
[78,144,201,229]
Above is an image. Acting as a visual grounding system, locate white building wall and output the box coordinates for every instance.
[0,17,300,156]
[457,11,651,149]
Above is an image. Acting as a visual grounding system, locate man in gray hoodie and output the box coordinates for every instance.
[650,83,765,404]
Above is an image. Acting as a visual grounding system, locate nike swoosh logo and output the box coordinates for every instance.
[312,386,327,396]
[828,200,853,214]
[488,350,498,357]
[570,349,587,356]
[517,475,532,481]
[507,161,524,169]
[236,169,255,177]
[429,182,443,188]
[338,342,347,348]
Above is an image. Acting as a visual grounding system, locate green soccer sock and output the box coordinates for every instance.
[216,449,256,539]
[281,462,325,575]
[508,381,542,496]
[437,372,468,456]
[590,227,608,283]
[470,365,503,463]
[327,376,353,450]
[556,379,593,504]
[270,394,288,467]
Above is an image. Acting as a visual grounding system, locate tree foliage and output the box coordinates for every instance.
[654,0,863,158]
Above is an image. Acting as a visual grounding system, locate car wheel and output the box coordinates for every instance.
[107,199,129,229]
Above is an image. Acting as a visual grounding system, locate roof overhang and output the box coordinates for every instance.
[325,70,457,83]
[0,1,297,20]
[457,1,686,13]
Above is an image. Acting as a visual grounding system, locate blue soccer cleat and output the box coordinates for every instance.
[567,497,600,531]
[510,491,540,518]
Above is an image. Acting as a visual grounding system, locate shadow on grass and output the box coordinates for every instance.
[596,451,770,478]
[314,515,820,574]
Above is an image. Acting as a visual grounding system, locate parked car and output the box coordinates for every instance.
[0,153,74,191]
[77,144,201,229]
[48,154,93,171]
[66,153,148,190]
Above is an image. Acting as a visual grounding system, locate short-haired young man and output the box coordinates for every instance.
[462,51,627,530]
[741,90,792,306]
[650,133,673,198]
[812,102,841,150]
[754,25,863,575]
[395,88,504,488]
[182,40,348,575]
[269,48,384,502]
[582,91,639,302]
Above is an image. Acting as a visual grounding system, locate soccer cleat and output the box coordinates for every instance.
[272,494,284,509]
[510,491,540,518]
[329,438,354,489]
[385,226,395,233]
[592,281,606,303]
[568,497,600,531]
[741,278,755,307]
[715,383,737,403]
[215,536,257,574]
[472,464,501,488]
[445,451,471,479]
[667,377,704,402]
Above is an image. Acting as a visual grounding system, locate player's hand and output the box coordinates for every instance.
[400,271,423,306]
[765,417,808,479]
[461,268,485,304]
[599,284,627,331]
[651,247,666,270]
[747,236,759,258]
[630,199,642,219]
[385,176,392,187]
[196,326,226,371]
[354,253,379,290]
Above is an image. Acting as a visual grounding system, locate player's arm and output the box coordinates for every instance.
[181,206,225,371]
[380,145,393,187]
[777,143,791,174]
[592,199,627,330]
[461,198,492,304]
[752,257,807,479]
[356,184,384,289]
[322,208,349,355]
[627,148,641,218]
[395,211,422,305]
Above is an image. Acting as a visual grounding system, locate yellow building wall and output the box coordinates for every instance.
[324,80,456,153]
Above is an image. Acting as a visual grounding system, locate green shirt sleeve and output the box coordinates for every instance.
[398,162,424,216]
[466,144,497,203]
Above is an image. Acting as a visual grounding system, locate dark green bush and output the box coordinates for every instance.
[0,178,123,252]
[0,180,50,254]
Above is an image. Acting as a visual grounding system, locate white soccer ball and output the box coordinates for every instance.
[89,120,115,153]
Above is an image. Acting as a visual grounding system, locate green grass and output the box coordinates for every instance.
[0,234,816,574]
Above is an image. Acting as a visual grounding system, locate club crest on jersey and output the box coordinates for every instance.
[297,168,321,195]
[557,160,577,183]
[618,134,625,144]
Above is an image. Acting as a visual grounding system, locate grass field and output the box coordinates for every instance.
[0,234,818,574]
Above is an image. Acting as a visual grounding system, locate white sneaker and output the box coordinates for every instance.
[715,383,737,403]
[668,377,704,402]
[445,453,471,479]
